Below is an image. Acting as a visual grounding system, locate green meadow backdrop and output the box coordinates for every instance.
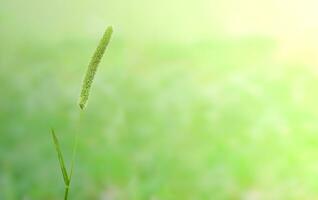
[2,0,318,199]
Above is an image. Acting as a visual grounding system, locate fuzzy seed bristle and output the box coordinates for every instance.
[79,26,113,110]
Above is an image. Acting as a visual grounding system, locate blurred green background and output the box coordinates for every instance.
[2,0,318,199]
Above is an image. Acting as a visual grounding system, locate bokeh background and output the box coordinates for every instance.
[2,0,318,199]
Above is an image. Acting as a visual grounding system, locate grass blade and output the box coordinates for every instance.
[51,128,69,185]
[79,26,113,110]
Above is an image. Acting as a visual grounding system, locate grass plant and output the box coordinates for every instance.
[50,26,113,200]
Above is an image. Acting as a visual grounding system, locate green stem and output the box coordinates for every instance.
[65,110,83,199]
[69,111,83,181]
[64,184,69,200]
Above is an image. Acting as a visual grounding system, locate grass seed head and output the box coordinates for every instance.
[79,26,113,110]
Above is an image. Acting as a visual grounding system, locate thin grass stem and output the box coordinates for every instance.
[64,185,69,200]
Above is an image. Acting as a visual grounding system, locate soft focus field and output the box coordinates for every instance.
[2,0,318,199]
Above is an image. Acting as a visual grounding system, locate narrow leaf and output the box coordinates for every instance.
[51,128,69,185]
[79,26,113,110]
